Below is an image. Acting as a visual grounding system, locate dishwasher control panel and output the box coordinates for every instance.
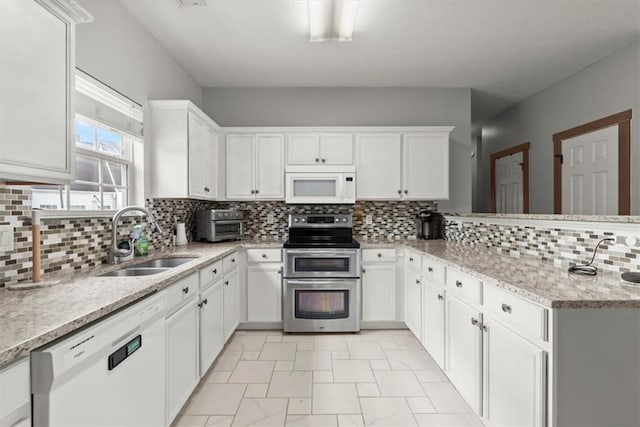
[108,335,142,370]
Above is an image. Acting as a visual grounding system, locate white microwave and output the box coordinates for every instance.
[285,165,356,204]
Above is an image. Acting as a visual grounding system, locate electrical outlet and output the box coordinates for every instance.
[267,213,275,224]
[0,225,14,253]
[617,235,640,247]
[365,214,373,225]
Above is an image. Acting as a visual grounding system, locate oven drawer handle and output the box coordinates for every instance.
[285,280,357,286]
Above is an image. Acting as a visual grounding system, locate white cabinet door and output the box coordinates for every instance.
[405,269,422,340]
[199,282,224,377]
[446,294,482,414]
[322,133,353,165]
[362,264,397,321]
[0,358,30,427]
[166,299,200,423]
[356,134,402,199]
[256,134,285,199]
[247,264,283,322]
[226,134,255,199]
[0,1,72,183]
[483,317,546,427]
[188,113,206,198]
[223,268,240,341]
[403,133,449,200]
[288,134,320,165]
[204,126,219,200]
[422,281,446,369]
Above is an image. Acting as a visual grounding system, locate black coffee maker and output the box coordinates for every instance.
[416,209,444,240]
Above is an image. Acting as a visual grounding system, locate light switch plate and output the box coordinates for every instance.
[365,214,373,225]
[0,225,14,253]
[267,213,275,224]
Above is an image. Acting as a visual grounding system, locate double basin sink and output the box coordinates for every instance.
[101,257,197,277]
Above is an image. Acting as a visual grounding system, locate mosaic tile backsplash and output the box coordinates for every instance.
[444,218,640,274]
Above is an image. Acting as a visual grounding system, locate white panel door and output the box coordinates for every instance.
[405,269,423,341]
[226,134,255,199]
[247,265,283,322]
[287,134,321,165]
[483,317,546,427]
[403,133,449,199]
[223,269,240,341]
[199,282,224,377]
[495,152,523,214]
[362,264,397,321]
[203,126,219,200]
[356,134,402,199]
[446,294,482,414]
[562,125,618,215]
[322,133,354,165]
[256,134,285,198]
[188,113,206,198]
[422,282,446,369]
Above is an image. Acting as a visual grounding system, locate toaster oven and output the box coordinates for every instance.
[196,210,244,242]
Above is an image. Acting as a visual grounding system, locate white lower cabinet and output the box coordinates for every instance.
[199,281,224,377]
[0,357,30,427]
[247,264,283,322]
[223,268,241,341]
[405,268,423,340]
[166,297,200,423]
[422,281,446,369]
[361,263,397,321]
[445,294,483,415]
[483,316,547,427]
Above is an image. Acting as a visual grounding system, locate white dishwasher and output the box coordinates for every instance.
[31,291,167,427]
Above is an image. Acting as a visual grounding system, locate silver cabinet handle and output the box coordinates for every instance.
[361,268,366,274]
[212,268,217,274]
[198,301,204,308]
[377,253,382,258]
[409,257,414,262]
[224,280,229,286]
[471,318,479,326]
[428,267,433,273]
[404,190,408,194]
[204,187,210,192]
[415,279,421,284]
[250,190,255,194]
[203,298,208,305]
[182,286,189,294]
[231,258,236,263]
[455,280,463,288]
[315,158,320,162]
[437,294,444,301]
[262,253,268,258]
[322,158,326,163]
[278,268,282,275]
[397,190,402,194]
[501,303,512,313]
[255,190,259,194]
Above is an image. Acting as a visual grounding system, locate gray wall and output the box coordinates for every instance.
[477,42,640,214]
[203,87,472,212]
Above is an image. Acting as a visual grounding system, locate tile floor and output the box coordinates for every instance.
[174,330,484,427]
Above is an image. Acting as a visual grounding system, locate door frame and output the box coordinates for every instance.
[490,142,530,214]
[553,110,632,215]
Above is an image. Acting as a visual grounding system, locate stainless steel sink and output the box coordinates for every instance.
[133,257,197,269]
[101,267,170,277]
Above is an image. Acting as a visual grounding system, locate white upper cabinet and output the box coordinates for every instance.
[149,101,220,200]
[287,133,353,165]
[226,133,284,200]
[0,0,79,184]
[356,134,403,199]
[403,133,449,200]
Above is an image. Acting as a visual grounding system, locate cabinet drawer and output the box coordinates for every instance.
[166,272,199,313]
[484,284,548,342]
[406,250,422,274]
[223,252,239,273]
[200,260,222,289]
[362,248,396,263]
[247,248,282,264]
[446,269,482,306]
[422,256,445,286]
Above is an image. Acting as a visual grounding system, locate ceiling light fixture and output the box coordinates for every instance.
[308,0,359,42]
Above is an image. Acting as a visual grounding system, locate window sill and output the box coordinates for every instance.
[36,210,144,220]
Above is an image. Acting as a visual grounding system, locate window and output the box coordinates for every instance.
[32,70,143,213]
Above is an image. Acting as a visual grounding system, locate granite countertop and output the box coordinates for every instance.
[0,240,283,367]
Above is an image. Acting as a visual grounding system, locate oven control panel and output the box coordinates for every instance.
[289,214,352,227]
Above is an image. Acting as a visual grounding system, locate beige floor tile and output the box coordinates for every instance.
[420,383,474,414]
[260,343,298,361]
[275,360,294,371]
[333,360,375,383]
[356,383,380,397]
[337,414,365,426]
[213,350,242,371]
[314,336,347,350]
[374,371,424,397]
[415,368,447,382]
[384,350,434,370]
[172,415,208,427]
[406,397,436,414]
[380,342,399,350]
[268,371,313,397]
[313,371,334,383]
[360,334,395,343]
[282,335,315,343]
[227,334,267,351]
[205,416,234,427]
[360,397,417,426]
[206,370,231,383]
[370,360,391,371]
[286,415,338,426]
[393,335,423,349]
[232,398,288,427]
[266,335,283,343]
[346,342,385,360]
[245,384,269,398]
[331,350,350,360]
[312,383,361,415]
[288,398,312,415]
[413,413,472,426]
[228,361,275,384]
[241,351,260,361]
[185,383,246,415]
[296,341,314,350]
[343,335,362,343]
[294,350,332,370]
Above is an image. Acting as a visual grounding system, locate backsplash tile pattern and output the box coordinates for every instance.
[444,218,640,274]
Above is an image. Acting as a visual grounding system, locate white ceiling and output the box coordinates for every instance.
[120,0,640,121]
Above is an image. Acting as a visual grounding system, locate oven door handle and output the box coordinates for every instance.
[286,250,357,256]
[214,220,243,225]
[285,279,357,286]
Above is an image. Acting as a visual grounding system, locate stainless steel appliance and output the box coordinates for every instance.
[283,214,361,332]
[416,209,445,240]
[285,166,356,204]
[196,209,244,242]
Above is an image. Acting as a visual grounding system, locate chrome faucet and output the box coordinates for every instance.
[108,206,164,264]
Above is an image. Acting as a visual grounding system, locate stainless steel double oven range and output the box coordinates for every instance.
[283,214,361,333]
